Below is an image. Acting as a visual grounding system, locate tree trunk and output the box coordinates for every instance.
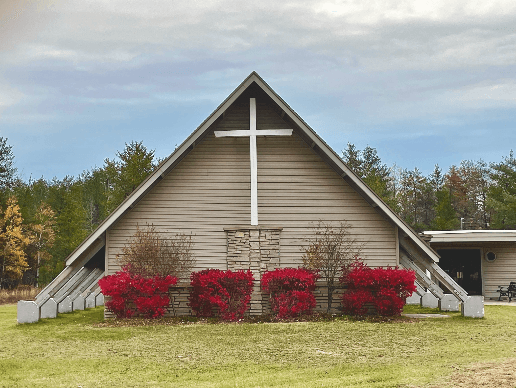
[327,282,335,314]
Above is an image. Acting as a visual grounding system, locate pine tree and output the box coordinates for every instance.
[342,143,396,209]
[80,167,109,233]
[12,177,50,225]
[104,141,157,213]
[488,151,516,229]
[0,137,16,191]
[41,177,88,285]
[432,188,459,230]
[395,168,433,231]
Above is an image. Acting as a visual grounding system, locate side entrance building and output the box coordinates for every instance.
[423,230,516,300]
[18,72,484,323]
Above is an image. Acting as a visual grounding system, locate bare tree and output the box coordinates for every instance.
[117,225,195,281]
[302,221,363,313]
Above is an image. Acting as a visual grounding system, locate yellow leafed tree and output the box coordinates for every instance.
[27,203,56,286]
[0,197,30,288]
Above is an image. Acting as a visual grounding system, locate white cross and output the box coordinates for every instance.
[214,98,293,225]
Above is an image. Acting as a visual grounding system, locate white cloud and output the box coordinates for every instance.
[0,83,23,108]
[315,0,516,23]
[445,79,516,108]
[2,0,515,73]
[2,0,516,144]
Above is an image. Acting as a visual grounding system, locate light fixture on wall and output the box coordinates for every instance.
[485,251,496,262]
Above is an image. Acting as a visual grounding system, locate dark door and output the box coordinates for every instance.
[436,249,483,295]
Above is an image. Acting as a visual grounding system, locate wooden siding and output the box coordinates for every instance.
[482,246,516,298]
[106,95,397,278]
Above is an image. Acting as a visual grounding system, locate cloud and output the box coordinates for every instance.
[0,82,24,110]
[446,79,516,107]
[1,0,516,179]
[3,0,516,71]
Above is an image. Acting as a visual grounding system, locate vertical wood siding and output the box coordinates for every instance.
[106,96,397,278]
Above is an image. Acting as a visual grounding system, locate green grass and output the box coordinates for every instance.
[1,305,515,387]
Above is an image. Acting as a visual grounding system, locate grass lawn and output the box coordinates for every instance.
[1,304,515,387]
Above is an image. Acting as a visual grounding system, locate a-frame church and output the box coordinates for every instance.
[17,72,484,323]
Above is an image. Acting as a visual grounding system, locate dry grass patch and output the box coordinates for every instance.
[422,358,516,388]
[0,286,40,305]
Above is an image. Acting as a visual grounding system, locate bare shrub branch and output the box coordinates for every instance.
[302,221,364,313]
[117,225,195,280]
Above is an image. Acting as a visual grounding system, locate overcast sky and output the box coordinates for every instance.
[1,0,515,181]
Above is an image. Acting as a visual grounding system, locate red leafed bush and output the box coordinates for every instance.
[99,269,177,319]
[340,261,416,317]
[188,269,255,321]
[261,268,318,319]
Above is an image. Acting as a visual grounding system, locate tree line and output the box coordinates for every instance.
[1,137,515,288]
[342,143,516,232]
[0,138,159,288]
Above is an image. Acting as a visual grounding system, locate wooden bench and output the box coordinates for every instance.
[497,282,516,302]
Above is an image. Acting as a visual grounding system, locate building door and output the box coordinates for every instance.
[436,249,483,295]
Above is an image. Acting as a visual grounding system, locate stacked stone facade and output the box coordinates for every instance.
[167,285,193,316]
[224,226,282,315]
[313,282,347,314]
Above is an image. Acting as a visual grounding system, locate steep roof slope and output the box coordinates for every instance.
[65,71,439,267]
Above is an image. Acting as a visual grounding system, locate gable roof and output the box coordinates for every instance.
[65,71,439,267]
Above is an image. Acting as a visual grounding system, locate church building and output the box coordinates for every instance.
[18,72,484,323]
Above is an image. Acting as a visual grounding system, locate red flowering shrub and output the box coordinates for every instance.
[99,268,177,318]
[340,261,416,317]
[261,268,318,319]
[188,269,255,321]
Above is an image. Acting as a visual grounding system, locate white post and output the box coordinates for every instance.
[249,98,258,226]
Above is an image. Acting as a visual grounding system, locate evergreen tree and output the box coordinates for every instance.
[0,137,16,191]
[41,177,88,285]
[429,164,444,192]
[80,167,109,233]
[104,141,158,213]
[395,168,433,232]
[342,143,396,209]
[432,187,459,230]
[488,151,516,229]
[342,143,362,173]
[12,177,50,225]
[427,165,458,230]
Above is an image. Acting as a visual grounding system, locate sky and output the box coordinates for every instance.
[1,0,516,181]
